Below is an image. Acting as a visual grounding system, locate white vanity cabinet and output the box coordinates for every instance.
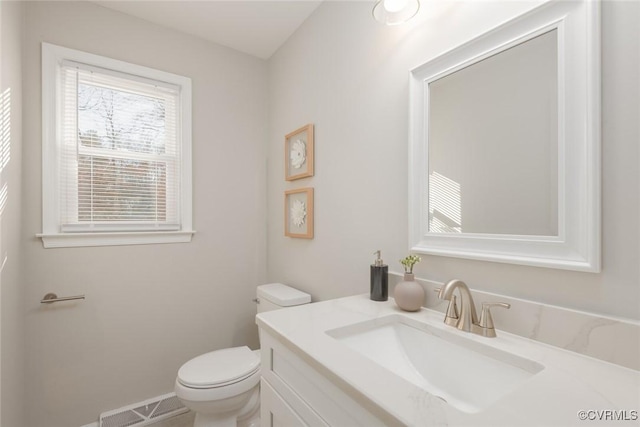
[259,329,390,427]
[257,295,640,427]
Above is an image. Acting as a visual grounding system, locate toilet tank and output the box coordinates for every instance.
[256,283,311,314]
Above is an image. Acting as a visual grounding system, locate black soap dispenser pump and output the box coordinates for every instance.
[370,250,388,301]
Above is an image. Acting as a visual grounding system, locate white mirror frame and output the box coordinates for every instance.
[409,0,600,272]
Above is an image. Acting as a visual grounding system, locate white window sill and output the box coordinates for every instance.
[37,231,195,248]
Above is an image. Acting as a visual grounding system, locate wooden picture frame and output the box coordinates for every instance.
[284,188,314,239]
[285,124,314,181]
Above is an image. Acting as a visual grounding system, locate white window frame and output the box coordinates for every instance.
[39,43,194,248]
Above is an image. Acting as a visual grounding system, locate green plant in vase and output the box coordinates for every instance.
[400,254,421,276]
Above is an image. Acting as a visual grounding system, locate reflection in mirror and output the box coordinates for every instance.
[428,30,558,236]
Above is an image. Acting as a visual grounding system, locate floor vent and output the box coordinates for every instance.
[99,393,188,427]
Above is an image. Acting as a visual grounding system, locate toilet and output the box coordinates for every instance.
[175,283,311,427]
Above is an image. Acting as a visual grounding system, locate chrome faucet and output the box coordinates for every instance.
[437,279,510,338]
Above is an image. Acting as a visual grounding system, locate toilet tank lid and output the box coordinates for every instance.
[257,283,311,307]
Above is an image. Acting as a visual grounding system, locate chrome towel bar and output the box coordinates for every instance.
[40,292,85,304]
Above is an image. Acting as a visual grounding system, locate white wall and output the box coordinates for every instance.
[1,1,25,426]
[267,0,639,320]
[21,2,268,426]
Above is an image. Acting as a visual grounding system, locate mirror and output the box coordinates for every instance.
[428,30,558,236]
[409,0,600,272]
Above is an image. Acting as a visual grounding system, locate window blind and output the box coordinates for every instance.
[59,62,181,232]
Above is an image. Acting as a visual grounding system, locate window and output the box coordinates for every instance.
[40,43,193,248]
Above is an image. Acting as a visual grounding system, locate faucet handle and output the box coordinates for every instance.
[435,288,459,326]
[479,302,511,337]
[445,295,459,326]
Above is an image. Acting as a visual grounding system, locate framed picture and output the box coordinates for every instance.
[284,188,314,239]
[285,124,314,181]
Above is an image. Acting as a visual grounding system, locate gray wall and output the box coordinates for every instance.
[21,2,268,426]
[267,0,639,320]
[1,2,25,426]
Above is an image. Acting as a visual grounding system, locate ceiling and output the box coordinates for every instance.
[91,0,324,59]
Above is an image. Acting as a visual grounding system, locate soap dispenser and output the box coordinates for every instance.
[370,250,388,301]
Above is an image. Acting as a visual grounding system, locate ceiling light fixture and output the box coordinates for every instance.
[372,0,420,25]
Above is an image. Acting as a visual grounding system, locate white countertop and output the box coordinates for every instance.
[256,294,640,426]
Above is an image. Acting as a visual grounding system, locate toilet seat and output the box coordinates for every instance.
[178,346,260,389]
[175,368,260,403]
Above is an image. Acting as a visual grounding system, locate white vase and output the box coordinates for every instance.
[394,273,425,312]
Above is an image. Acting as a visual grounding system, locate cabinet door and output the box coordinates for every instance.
[261,379,307,427]
[260,333,386,426]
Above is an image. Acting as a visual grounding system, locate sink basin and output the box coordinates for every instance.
[326,314,544,413]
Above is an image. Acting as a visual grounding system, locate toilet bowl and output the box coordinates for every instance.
[175,346,261,427]
[175,284,311,427]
